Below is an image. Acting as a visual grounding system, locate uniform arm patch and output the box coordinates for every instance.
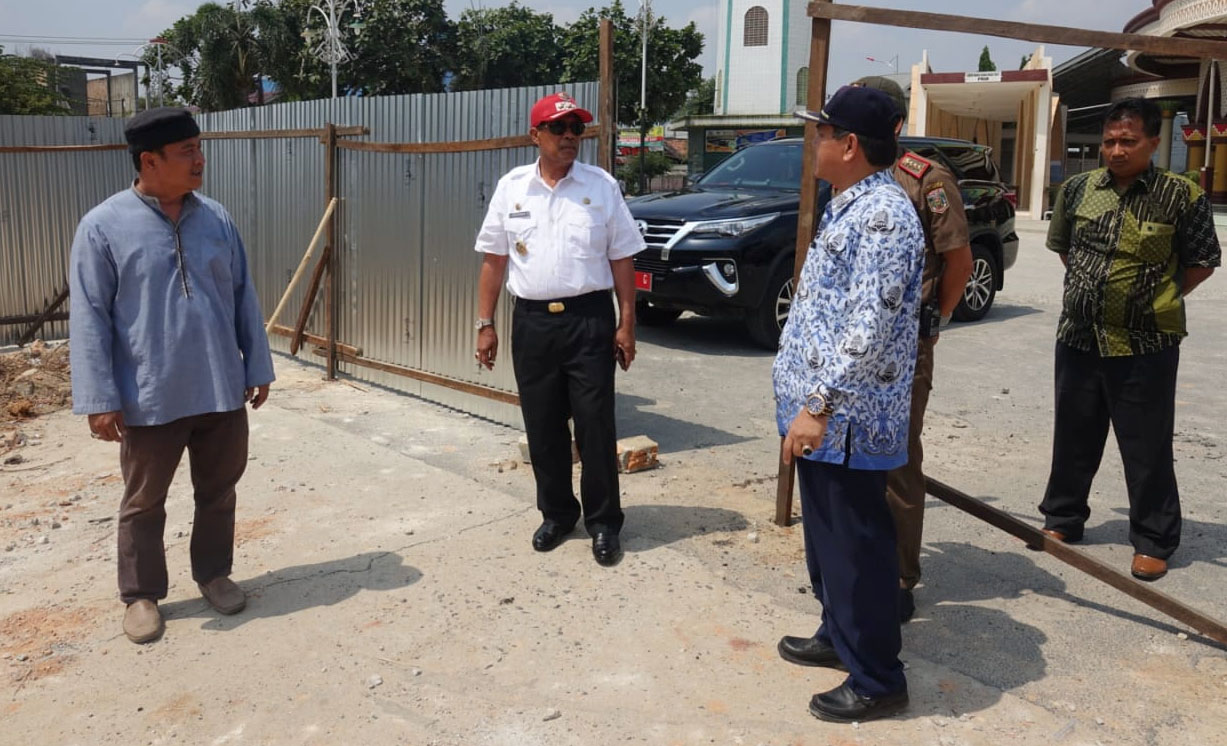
[926,185,950,215]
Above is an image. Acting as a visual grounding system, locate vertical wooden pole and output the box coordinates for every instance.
[775,7,832,528]
[324,122,338,380]
[598,19,616,174]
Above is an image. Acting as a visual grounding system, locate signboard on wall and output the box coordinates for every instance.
[705,128,787,153]
[964,71,1002,83]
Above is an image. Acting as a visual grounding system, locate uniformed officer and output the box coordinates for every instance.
[473,92,645,567]
[854,76,973,621]
[774,85,925,723]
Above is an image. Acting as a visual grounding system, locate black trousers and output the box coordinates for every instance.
[511,291,622,534]
[1040,342,1181,558]
[799,459,906,699]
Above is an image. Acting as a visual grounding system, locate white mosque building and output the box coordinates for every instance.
[712,0,813,115]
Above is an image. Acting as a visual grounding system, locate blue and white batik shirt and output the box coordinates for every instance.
[772,168,925,471]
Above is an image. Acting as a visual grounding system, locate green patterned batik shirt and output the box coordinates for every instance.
[1047,165,1221,357]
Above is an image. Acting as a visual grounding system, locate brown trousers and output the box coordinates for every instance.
[117,408,248,603]
[885,337,935,590]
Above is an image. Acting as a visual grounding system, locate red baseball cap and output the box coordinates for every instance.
[530,92,594,128]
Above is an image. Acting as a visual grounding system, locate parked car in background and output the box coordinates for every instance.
[627,135,1019,348]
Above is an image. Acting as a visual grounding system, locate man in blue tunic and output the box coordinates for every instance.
[69,108,275,644]
[772,86,925,722]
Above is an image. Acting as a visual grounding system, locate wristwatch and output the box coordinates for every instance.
[804,391,834,418]
[475,318,495,331]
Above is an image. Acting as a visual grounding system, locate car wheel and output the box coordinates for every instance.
[953,243,998,322]
[636,299,683,327]
[747,262,795,350]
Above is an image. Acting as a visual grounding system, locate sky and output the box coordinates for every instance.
[0,0,1141,89]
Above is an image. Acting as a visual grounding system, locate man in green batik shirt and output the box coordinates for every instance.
[1037,98,1219,582]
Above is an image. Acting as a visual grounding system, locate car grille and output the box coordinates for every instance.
[634,250,671,276]
[640,218,685,250]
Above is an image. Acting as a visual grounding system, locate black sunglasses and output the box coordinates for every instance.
[540,120,586,136]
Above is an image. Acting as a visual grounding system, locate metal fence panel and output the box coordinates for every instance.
[1,81,601,428]
[0,116,129,345]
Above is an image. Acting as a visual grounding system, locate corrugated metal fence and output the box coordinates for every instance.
[0,82,601,427]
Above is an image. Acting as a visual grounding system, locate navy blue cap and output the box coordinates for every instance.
[796,85,900,141]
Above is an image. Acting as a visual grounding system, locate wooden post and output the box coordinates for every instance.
[598,19,616,174]
[775,6,832,528]
[265,198,338,334]
[323,122,338,380]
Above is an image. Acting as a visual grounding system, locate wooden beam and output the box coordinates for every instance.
[808,2,1227,61]
[0,311,68,327]
[598,19,616,174]
[336,127,601,155]
[0,127,368,155]
[776,7,832,529]
[267,324,360,358]
[313,348,521,407]
[200,126,368,141]
[288,244,331,356]
[18,285,69,345]
[925,477,1227,647]
[0,144,125,154]
[324,123,339,381]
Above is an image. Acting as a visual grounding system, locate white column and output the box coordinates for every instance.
[1158,108,1175,170]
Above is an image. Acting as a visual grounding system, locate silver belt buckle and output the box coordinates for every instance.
[547,302,565,313]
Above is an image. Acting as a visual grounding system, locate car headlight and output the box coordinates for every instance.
[689,213,779,237]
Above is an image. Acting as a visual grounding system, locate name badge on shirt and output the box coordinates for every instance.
[509,211,531,219]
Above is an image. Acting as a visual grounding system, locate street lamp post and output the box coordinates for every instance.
[305,0,367,99]
[638,0,651,195]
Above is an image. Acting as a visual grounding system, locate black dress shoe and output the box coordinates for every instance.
[777,635,844,668]
[592,532,623,566]
[809,681,908,723]
[532,521,572,552]
[899,588,915,624]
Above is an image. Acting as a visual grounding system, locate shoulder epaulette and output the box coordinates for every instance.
[897,153,932,180]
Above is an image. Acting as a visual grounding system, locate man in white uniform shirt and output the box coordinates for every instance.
[473,92,645,566]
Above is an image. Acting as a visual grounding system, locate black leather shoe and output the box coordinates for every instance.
[532,521,572,552]
[777,635,844,668]
[592,532,623,566]
[899,588,915,624]
[809,681,908,723]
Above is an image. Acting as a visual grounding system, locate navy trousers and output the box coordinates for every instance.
[798,458,906,698]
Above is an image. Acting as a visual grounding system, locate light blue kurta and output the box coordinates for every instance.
[69,186,275,427]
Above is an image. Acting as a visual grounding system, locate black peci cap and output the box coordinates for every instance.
[124,107,201,154]
[796,85,901,142]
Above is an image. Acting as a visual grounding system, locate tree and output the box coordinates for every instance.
[452,2,563,91]
[0,45,71,115]
[1019,54,1032,70]
[342,0,454,96]
[151,1,288,111]
[560,1,704,126]
[977,45,996,72]
[617,150,672,195]
[676,76,715,118]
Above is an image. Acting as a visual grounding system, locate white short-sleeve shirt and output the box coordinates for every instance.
[474,159,645,300]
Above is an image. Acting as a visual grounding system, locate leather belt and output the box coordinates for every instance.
[514,290,611,315]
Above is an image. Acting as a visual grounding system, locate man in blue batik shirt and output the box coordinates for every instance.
[69,108,275,645]
[771,86,924,723]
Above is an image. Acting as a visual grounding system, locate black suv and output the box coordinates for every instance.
[627,136,1019,348]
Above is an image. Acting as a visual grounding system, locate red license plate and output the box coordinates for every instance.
[634,271,653,291]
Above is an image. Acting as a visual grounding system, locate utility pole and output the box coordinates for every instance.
[638,0,651,195]
[305,0,367,99]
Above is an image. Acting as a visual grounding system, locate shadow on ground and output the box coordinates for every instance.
[636,316,775,356]
[616,391,754,455]
[161,551,420,630]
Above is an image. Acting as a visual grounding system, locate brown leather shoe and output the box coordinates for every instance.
[1026,528,1069,551]
[198,576,247,615]
[1131,554,1167,581]
[123,600,164,644]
